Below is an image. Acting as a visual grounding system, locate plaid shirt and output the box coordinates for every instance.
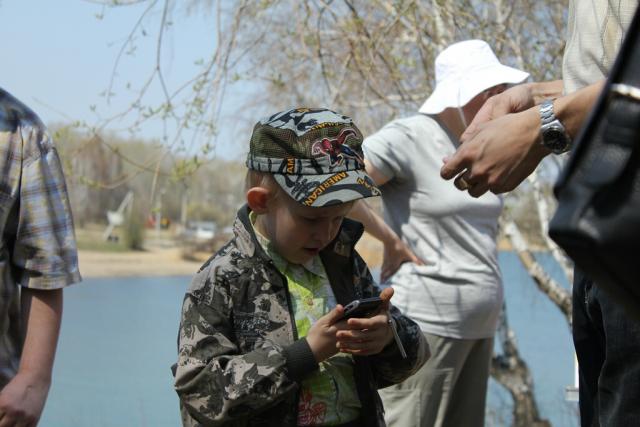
[0,87,81,387]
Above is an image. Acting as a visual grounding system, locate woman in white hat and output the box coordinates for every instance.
[350,39,529,427]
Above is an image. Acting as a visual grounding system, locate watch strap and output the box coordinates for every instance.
[539,99,572,153]
[540,99,555,125]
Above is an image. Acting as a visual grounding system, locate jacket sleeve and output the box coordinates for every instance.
[353,254,430,388]
[369,304,430,388]
[173,259,318,426]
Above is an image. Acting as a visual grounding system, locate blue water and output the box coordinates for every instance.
[40,253,577,427]
[488,252,577,426]
[42,276,186,427]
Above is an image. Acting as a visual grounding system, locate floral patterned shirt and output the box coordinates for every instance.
[251,212,360,426]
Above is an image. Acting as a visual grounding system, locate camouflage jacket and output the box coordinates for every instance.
[173,205,429,426]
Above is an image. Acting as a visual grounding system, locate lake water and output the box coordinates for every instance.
[40,252,577,427]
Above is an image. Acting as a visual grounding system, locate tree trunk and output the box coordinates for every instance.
[492,306,552,427]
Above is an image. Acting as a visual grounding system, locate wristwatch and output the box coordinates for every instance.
[539,99,572,154]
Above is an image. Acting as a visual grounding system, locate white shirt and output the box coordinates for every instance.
[364,114,504,339]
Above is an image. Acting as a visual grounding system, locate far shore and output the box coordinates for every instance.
[78,233,384,279]
[78,247,204,279]
[77,232,527,279]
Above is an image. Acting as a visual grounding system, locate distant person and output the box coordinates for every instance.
[172,108,429,426]
[0,88,81,426]
[440,2,639,426]
[349,40,529,427]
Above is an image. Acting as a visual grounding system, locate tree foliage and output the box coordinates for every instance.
[54,124,245,230]
[233,0,567,134]
[88,0,566,141]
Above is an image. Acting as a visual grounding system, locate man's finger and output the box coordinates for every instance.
[455,170,479,191]
[459,125,478,144]
[460,117,486,143]
[461,101,496,142]
[440,152,470,180]
[454,174,470,191]
[468,182,490,198]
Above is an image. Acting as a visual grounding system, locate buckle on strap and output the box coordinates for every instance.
[610,83,640,101]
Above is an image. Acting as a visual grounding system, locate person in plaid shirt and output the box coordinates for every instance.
[0,87,81,426]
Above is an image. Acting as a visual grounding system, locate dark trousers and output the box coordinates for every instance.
[572,268,640,427]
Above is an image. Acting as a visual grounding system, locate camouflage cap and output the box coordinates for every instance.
[246,108,381,207]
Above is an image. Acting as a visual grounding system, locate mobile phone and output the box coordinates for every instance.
[338,297,383,320]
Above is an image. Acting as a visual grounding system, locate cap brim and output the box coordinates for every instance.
[273,169,381,207]
[419,65,529,114]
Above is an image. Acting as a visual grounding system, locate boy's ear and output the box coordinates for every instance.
[246,187,271,213]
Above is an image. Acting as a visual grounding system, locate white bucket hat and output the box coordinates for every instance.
[418,39,529,114]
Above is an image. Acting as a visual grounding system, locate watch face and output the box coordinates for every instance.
[547,129,565,145]
[543,126,569,151]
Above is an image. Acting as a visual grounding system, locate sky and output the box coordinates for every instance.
[0,0,248,160]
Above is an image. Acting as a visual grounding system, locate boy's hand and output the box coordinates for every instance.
[306,305,349,363]
[335,288,394,356]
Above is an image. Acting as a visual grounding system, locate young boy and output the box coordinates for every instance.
[173,108,429,427]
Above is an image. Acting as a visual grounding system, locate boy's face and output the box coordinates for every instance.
[257,192,353,265]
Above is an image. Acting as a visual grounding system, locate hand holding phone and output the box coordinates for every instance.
[338,297,383,320]
[335,289,407,358]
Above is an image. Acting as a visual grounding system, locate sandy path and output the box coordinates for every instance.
[78,247,205,278]
[78,233,384,279]
[77,231,519,280]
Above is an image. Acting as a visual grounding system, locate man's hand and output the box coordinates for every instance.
[0,288,64,427]
[461,84,537,141]
[381,238,424,283]
[441,107,550,197]
[0,372,51,427]
[335,287,394,356]
[441,81,565,197]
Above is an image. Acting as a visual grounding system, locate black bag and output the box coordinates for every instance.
[549,7,640,319]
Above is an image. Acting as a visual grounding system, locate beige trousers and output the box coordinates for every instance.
[379,332,493,427]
